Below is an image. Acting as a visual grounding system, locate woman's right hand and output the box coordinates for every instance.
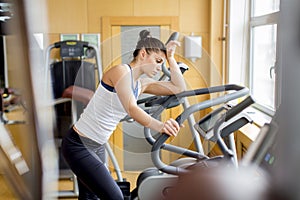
[166,40,181,59]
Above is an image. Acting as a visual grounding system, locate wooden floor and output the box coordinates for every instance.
[0,175,17,200]
[57,170,139,200]
[0,171,140,200]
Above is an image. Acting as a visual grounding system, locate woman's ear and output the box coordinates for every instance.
[140,48,146,59]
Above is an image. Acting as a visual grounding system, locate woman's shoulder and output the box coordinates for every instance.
[102,64,131,84]
[105,64,130,74]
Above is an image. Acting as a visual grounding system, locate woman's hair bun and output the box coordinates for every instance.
[133,29,165,58]
[139,30,151,40]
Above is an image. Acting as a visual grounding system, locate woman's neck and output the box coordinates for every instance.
[129,61,143,80]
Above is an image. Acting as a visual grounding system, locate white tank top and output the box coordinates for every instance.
[74,65,140,144]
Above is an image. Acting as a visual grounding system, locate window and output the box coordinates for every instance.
[228,0,280,116]
[249,0,280,114]
[252,0,280,17]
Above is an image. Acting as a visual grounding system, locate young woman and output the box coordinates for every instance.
[61,30,186,200]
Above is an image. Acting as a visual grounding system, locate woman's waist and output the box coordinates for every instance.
[73,121,115,145]
[73,125,87,137]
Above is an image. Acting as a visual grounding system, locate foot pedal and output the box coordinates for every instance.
[117,180,131,200]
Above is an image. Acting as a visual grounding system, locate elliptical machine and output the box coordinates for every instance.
[131,83,254,199]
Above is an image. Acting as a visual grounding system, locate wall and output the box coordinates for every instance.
[44,0,225,108]
[44,0,224,85]
[46,0,210,41]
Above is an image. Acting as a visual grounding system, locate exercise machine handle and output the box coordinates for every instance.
[146,84,249,146]
[224,96,255,122]
[165,32,179,45]
[150,85,250,175]
[213,96,255,159]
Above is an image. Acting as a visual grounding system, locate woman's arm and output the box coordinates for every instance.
[142,40,186,95]
[112,65,180,136]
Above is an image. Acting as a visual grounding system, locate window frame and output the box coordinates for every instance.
[227,0,280,117]
[248,3,279,115]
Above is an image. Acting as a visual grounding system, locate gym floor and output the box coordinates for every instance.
[0,175,17,200]
[0,171,139,199]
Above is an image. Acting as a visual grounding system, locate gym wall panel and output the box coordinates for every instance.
[46,0,88,33]
[44,0,218,81]
[86,0,134,33]
[179,0,209,33]
[179,0,210,62]
[46,0,211,45]
[133,0,179,16]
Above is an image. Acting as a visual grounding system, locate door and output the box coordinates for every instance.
[101,16,179,171]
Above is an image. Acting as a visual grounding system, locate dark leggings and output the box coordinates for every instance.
[61,127,124,200]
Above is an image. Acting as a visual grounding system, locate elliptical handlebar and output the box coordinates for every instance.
[165,32,180,45]
[147,84,250,175]
[213,96,255,159]
[145,84,248,144]
[224,95,255,122]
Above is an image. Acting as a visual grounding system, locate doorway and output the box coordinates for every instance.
[121,26,160,170]
[101,16,179,171]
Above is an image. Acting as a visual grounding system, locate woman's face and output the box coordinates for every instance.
[142,50,166,78]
